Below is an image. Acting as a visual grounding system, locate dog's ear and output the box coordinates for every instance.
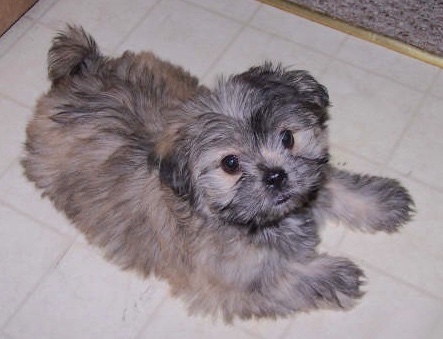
[155,119,195,201]
[159,153,193,199]
[235,62,329,110]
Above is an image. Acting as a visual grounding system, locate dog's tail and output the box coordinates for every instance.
[48,25,103,83]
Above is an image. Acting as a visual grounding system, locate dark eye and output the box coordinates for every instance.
[281,130,294,149]
[221,155,240,174]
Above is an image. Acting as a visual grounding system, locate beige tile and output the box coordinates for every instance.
[203,26,330,84]
[0,204,71,326]
[282,266,442,339]
[5,245,169,339]
[337,37,439,92]
[389,96,443,190]
[430,70,443,99]
[0,23,52,107]
[25,0,59,20]
[250,4,347,56]
[138,298,259,339]
[118,0,243,77]
[318,219,348,252]
[321,61,422,164]
[0,99,30,175]
[430,312,443,339]
[0,161,79,238]
[329,146,381,175]
[185,0,259,22]
[239,318,292,339]
[0,17,34,58]
[38,0,158,52]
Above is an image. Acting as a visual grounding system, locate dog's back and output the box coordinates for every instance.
[21,26,201,274]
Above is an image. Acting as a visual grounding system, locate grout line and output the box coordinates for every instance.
[385,166,443,195]
[26,0,61,21]
[0,92,35,110]
[0,196,77,245]
[356,258,443,305]
[0,183,78,243]
[112,0,163,54]
[201,23,249,82]
[246,20,344,62]
[0,19,36,60]
[133,296,171,339]
[329,143,384,168]
[1,240,75,332]
[379,91,428,171]
[181,0,260,26]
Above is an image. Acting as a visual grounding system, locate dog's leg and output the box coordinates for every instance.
[186,252,364,322]
[314,167,414,233]
[288,254,365,311]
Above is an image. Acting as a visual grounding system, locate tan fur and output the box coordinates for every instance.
[23,26,414,322]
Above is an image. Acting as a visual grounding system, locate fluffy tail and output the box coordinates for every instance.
[48,25,102,82]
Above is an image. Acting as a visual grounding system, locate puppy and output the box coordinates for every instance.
[22,26,414,322]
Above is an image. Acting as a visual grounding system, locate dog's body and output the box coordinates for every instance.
[22,26,414,321]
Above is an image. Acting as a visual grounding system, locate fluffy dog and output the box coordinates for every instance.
[22,26,414,322]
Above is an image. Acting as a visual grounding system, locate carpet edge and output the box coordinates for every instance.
[257,0,443,69]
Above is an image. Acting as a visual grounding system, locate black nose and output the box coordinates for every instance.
[263,168,287,189]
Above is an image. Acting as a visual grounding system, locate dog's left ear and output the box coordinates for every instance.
[235,63,329,110]
[155,120,195,201]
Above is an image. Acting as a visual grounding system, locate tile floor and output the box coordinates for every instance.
[1,0,442,338]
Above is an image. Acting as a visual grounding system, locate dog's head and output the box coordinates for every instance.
[157,63,330,228]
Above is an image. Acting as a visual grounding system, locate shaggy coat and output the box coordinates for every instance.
[22,26,414,322]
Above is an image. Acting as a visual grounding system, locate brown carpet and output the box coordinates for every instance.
[259,0,443,67]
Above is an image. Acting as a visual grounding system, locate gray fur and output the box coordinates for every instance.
[22,26,414,322]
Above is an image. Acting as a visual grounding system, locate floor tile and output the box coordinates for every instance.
[4,244,168,339]
[0,161,80,238]
[430,70,443,98]
[321,60,422,164]
[430,312,443,339]
[0,23,52,107]
[25,0,59,20]
[137,298,259,339]
[0,204,71,327]
[0,18,34,58]
[38,0,158,52]
[184,0,259,22]
[203,26,329,84]
[336,37,440,92]
[118,0,243,77]
[329,146,381,175]
[282,266,442,339]
[388,95,443,190]
[237,316,293,339]
[250,5,347,56]
[0,99,30,175]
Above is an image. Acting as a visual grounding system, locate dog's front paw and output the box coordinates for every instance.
[370,178,415,233]
[300,256,365,310]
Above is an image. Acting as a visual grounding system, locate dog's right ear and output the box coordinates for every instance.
[235,62,330,110]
